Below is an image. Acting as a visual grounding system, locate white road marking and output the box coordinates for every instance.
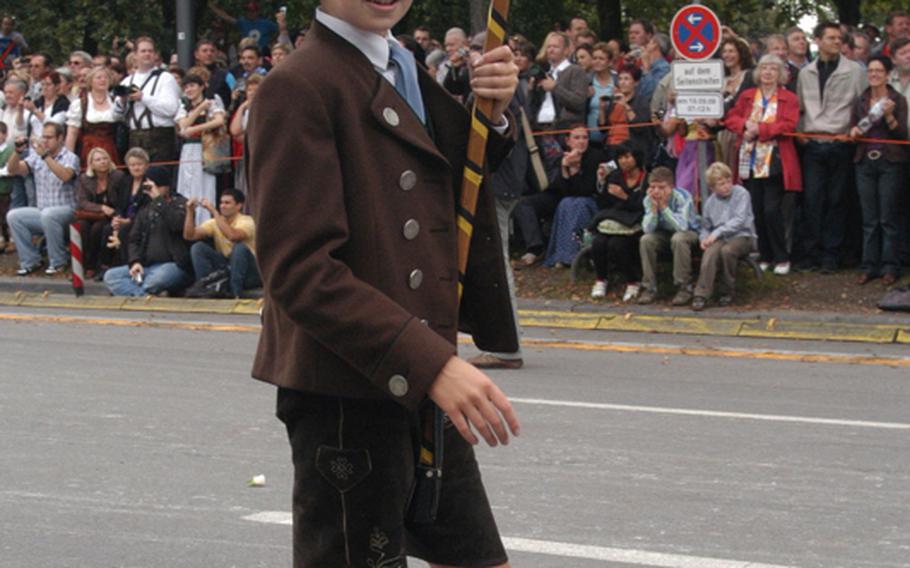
[241,513,796,567]
[510,398,910,430]
[501,537,796,567]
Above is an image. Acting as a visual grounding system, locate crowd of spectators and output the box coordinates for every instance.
[0,7,909,308]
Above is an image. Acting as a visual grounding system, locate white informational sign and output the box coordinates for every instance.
[672,60,724,92]
[675,92,725,119]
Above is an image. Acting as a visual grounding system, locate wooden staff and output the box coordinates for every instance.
[409,0,511,524]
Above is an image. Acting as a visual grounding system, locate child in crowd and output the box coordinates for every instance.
[692,162,757,310]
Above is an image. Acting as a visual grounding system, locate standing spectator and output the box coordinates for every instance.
[637,33,671,103]
[576,30,598,51]
[228,73,262,210]
[27,53,52,100]
[176,74,226,225]
[628,19,655,53]
[270,43,291,67]
[74,147,127,278]
[66,66,123,165]
[853,30,872,65]
[115,37,181,163]
[227,45,267,95]
[436,27,468,85]
[5,122,79,275]
[103,166,191,296]
[637,166,700,306]
[194,39,232,109]
[849,55,908,286]
[587,43,615,146]
[764,34,799,92]
[786,26,810,69]
[796,22,867,273]
[1,77,41,208]
[530,31,588,129]
[718,37,755,171]
[26,71,70,125]
[876,11,910,58]
[889,38,910,129]
[568,16,590,51]
[589,143,647,301]
[209,1,278,53]
[691,162,757,311]
[726,54,801,276]
[0,121,13,251]
[0,16,27,69]
[543,125,606,267]
[413,26,433,54]
[183,189,260,298]
[574,45,593,73]
[66,51,92,99]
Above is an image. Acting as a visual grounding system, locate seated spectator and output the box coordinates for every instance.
[543,125,606,267]
[26,70,69,125]
[104,147,151,268]
[849,54,908,286]
[5,121,79,275]
[75,147,128,278]
[725,54,802,276]
[0,121,13,251]
[692,163,757,311]
[176,73,227,225]
[512,125,595,267]
[66,66,124,165]
[637,166,700,306]
[589,143,646,301]
[183,189,261,298]
[103,166,192,296]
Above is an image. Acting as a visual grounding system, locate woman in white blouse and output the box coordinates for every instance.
[65,66,124,165]
[25,71,70,125]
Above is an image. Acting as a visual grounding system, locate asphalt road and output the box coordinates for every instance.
[1,307,908,568]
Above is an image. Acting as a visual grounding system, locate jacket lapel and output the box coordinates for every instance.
[370,76,449,166]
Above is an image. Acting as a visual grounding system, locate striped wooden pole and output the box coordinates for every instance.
[411,0,511,524]
[69,223,84,297]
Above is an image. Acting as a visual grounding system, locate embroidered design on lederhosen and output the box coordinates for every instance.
[367,527,406,568]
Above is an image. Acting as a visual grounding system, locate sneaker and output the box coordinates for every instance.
[773,262,791,276]
[622,282,640,303]
[45,265,65,276]
[16,265,39,276]
[637,288,657,305]
[691,296,707,311]
[759,262,770,272]
[518,252,540,267]
[671,287,693,306]
[718,294,734,307]
[591,280,607,299]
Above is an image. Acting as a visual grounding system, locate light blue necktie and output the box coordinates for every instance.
[387,40,426,124]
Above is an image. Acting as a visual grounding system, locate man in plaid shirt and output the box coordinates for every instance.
[5,122,79,275]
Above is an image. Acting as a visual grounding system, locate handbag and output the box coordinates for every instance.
[202,126,232,175]
[597,218,641,235]
[74,209,108,222]
[520,108,549,192]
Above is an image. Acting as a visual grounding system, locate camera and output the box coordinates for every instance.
[456,47,470,59]
[141,182,154,193]
[111,85,137,97]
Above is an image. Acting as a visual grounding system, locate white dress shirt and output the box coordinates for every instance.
[115,68,182,130]
[537,58,570,125]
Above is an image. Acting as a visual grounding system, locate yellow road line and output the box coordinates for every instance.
[3,312,909,369]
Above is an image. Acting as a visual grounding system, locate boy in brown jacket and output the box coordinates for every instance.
[247,1,522,566]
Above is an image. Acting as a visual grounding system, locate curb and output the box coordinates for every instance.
[1,291,908,345]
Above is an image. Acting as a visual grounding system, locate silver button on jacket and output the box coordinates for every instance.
[403,219,420,240]
[408,269,423,290]
[388,374,409,397]
[383,107,400,127]
[399,170,417,191]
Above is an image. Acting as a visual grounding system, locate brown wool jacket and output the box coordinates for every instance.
[247,21,519,412]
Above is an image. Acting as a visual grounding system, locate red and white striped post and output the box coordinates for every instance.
[69,222,84,297]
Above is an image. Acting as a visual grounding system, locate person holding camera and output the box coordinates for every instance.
[183,189,260,298]
[25,70,70,126]
[114,36,182,163]
[1,77,42,208]
[5,121,79,275]
[103,166,192,296]
[176,73,226,225]
[529,31,588,131]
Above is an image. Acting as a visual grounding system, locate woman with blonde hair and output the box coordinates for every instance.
[75,146,128,277]
[66,65,124,165]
